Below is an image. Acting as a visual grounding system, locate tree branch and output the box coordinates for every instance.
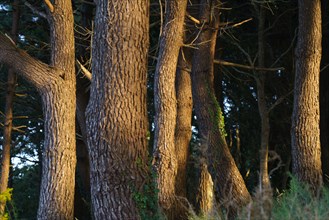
[44,0,54,13]
[268,90,293,113]
[0,33,61,90]
[24,1,47,19]
[76,59,92,80]
[214,59,284,72]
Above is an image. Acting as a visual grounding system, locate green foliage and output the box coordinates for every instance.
[215,103,227,138]
[0,188,12,204]
[272,178,329,220]
[207,84,227,139]
[0,188,13,220]
[133,168,163,220]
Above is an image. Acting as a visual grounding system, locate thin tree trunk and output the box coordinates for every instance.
[235,126,242,168]
[0,0,19,215]
[291,0,322,193]
[85,1,149,219]
[191,0,251,217]
[153,0,188,218]
[173,48,193,220]
[74,2,93,217]
[256,3,271,191]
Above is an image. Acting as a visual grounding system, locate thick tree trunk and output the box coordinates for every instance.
[0,1,19,215]
[37,1,77,218]
[0,0,77,217]
[291,0,322,193]
[191,0,251,217]
[85,1,149,219]
[320,0,329,185]
[153,1,188,218]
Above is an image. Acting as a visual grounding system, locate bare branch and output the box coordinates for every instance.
[76,59,92,80]
[13,155,40,164]
[321,63,329,72]
[268,90,293,113]
[215,59,284,72]
[270,28,297,68]
[44,0,54,13]
[24,1,47,19]
[186,12,200,25]
[221,18,253,30]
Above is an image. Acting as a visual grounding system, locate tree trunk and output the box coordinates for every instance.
[173,48,193,220]
[85,1,149,219]
[196,163,214,216]
[320,0,329,185]
[0,0,19,215]
[0,0,77,217]
[191,0,251,217]
[152,0,188,218]
[291,0,322,193]
[256,3,271,191]
[74,2,93,217]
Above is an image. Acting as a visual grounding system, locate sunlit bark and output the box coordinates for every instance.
[292,0,322,193]
[152,0,188,219]
[85,1,149,218]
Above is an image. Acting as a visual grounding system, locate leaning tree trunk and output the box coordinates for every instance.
[0,0,19,215]
[291,0,322,193]
[191,0,251,217]
[0,0,77,218]
[85,1,149,219]
[153,0,188,219]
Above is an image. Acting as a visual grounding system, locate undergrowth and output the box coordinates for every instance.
[188,177,329,220]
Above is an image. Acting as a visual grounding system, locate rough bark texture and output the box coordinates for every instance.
[152,0,188,218]
[0,0,77,218]
[0,1,19,215]
[291,0,322,192]
[320,0,329,184]
[196,163,214,216]
[172,48,193,220]
[38,0,77,218]
[85,1,149,219]
[191,0,251,217]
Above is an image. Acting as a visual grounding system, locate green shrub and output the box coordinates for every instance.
[272,178,329,220]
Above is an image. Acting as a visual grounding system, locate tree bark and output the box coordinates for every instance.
[320,0,329,185]
[85,1,149,219]
[173,48,193,220]
[256,3,271,191]
[0,0,77,217]
[291,0,322,193]
[0,0,19,215]
[152,1,188,218]
[191,0,251,217]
